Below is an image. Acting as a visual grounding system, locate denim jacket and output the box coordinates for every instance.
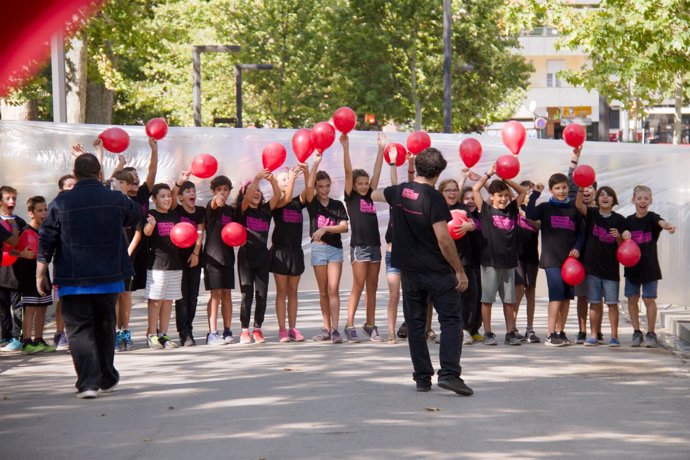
[38,178,142,286]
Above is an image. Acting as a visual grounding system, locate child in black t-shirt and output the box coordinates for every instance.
[515,180,541,344]
[472,162,527,346]
[342,133,385,343]
[624,185,675,348]
[235,169,281,344]
[306,154,349,344]
[576,185,630,347]
[143,184,182,349]
[461,184,484,342]
[171,173,206,346]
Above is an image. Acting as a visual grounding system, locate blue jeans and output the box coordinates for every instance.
[400,270,463,385]
[61,293,120,393]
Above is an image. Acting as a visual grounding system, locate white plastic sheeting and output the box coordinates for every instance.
[1,120,688,307]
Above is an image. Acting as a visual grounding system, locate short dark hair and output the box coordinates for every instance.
[210,175,232,191]
[74,153,102,180]
[548,173,568,189]
[58,174,75,190]
[27,196,46,213]
[315,171,331,183]
[112,170,135,184]
[151,183,171,198]
[178,181,196,195]
[415,148,447,179]
[520,180,534,188]
[488,180,510,195]
[122,166,137,173]
[0,185,18,196]
[595,185,618,207]
[461,185,473,198]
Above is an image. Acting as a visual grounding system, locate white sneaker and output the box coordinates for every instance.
[147,334,163,349]
[463,330,474,345]
[76,389,98,399]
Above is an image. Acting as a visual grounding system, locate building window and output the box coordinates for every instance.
[546,60,565,87]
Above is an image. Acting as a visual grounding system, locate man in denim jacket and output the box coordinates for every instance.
[37,154,141,399]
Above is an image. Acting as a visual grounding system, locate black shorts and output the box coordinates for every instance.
[515,260,538,288]
[204,264,235,290]
[131,251,148,291]
[269,246,305,277]
[122,277,133,292]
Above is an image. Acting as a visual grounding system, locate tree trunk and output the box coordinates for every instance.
[673,73,683,145]
[0,99,38,120]
[66,32,88,124]
[85,82,113,124]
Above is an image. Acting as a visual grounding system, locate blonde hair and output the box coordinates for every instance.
[633,185,652,198]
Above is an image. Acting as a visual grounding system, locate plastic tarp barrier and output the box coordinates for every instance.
[1,120,688,307]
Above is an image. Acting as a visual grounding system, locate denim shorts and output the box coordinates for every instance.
[480,266,516,304]
[544,267,574,302]
[624,279,658,299]
[385,250,400,275]
[350,245,382,264]
[587,274,619,304]
[310,242,343,266]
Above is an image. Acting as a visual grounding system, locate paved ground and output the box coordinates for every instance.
[1,290,689,459]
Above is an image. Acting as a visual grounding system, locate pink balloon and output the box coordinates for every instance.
[170,222,197,248]
[495,155,520,180]
[447,209,469,240]
[573,165,596,188]
[501,121,526,155]
[563,123,586,148]
[145,118,168,140]
[561,256,585,286]
[617,239,641,267]
[1,251,17,266]
[98,127,130,153]
[406,131,431,155]
[333,107,356,134]
[262,143,287,172]
[190,154,218,179]
[221,222,247,247]
[384,143,407,167]
[310,122,336,153]
[459,138,482,168]
[17,230,38,253]
[292,128,314,162]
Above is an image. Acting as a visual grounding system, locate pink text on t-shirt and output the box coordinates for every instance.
[157,221,174,237]
[180,216,194,225]
[246,216,270,232]
[221,214,233,226]
[283,208,303,224]
[492,215,515,231]
[631,230,652,244]
[317,215,335,228]
[592,224,616,244]
[359,199,377,214]
[551,215,575,231]
[402,188,419,200]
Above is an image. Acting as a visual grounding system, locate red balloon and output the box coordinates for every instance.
[384,143,407,167]
[406,131,431,155]
[563,123,586,148]
[145,118,168,140]
[262,143,287,172]
[98,127,130,153]
[495,154,520,180]
[221,222,247,247]
[17,230,38,253]
[170,222,197,248]
[333,107,356,134]
[501,121,526,155]
[573,165,596,188]
[459,138,482,168]
[310,122,336,153]
[1,251,17,266]
[190,154,218,179]
[447,209,469,240]
[617,239,641,267]
[561,256,586,286]
[292,128,315,162]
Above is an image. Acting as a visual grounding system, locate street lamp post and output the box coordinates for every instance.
[234,64,273,128]
[443,0,452,133]
[192,45,240,127]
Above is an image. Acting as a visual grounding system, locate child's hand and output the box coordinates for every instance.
[572,145,582,159]
[487,163,496,176]
[148,137,158,149]
[92,138,102,148]
[667,224,676,234]
[535,183,544,192]
[214,194,226,207]
[116,155,127,169]
[312,227,327,242]
[298,162,308,175]
[146,214,156,227]
[407,152,415,163]
[467,170,481,181]
[71,144,86,157]
[314,152,323,162]
[179,170,191,182]
[36,274,50,297]
[568,249,580,259]
[19,248,36,259]
[188,252,199,268]
[376,132,387,149]
[621,230,631,240]
[609,228,621,239]
[340,133,349,149]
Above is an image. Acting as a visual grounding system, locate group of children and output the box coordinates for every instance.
[0,134,676,354]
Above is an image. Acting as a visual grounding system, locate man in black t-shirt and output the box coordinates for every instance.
[373,148,472,396]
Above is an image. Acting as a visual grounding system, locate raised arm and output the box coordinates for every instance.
[472,162,496,211]
[171,170,191,210]
[567,146,582,200]
[369,132,386,190]
[305,155,323,203]
[242,170,268,212]
[407,153,415,182]
[267,172,282,210]
[342,134,353,195]
[144,137,159,192]
[505,178,527,207]
[575,187,587,216]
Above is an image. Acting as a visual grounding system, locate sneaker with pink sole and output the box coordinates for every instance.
[252,329,266,343]
[240,330,253,344]
[278,328,290,343]
[289,328,305,342]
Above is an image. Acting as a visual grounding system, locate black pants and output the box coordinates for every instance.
[401,270,463,385]
[0,288,22,340]
[61,293,119,393]
[238,248,269,329]
[175,264,201,339]
[461,266,482,334]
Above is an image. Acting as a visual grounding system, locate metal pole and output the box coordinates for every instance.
[192,47,201,127]
[235,65,243,128]
[50,32,67,123]
[443,0,452,133]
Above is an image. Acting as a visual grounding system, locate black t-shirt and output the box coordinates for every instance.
[272,196,305,249]
[449,203,473,267]
[307,198,348,249]
[467,209,482,268]
[236,202,272,253]
[582,207,627,281]
[203,201,235,267]
[384,182,453,274]
[526,200,581,268]
[133,183,151,217]
[479,201,519,269]
[517,209,540,265]
[176,205,206,264]
[147,209,182,271]
[0,222,11,244]
[624,212,663,283]
[345,188,380,247]
[384,218,393,245]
